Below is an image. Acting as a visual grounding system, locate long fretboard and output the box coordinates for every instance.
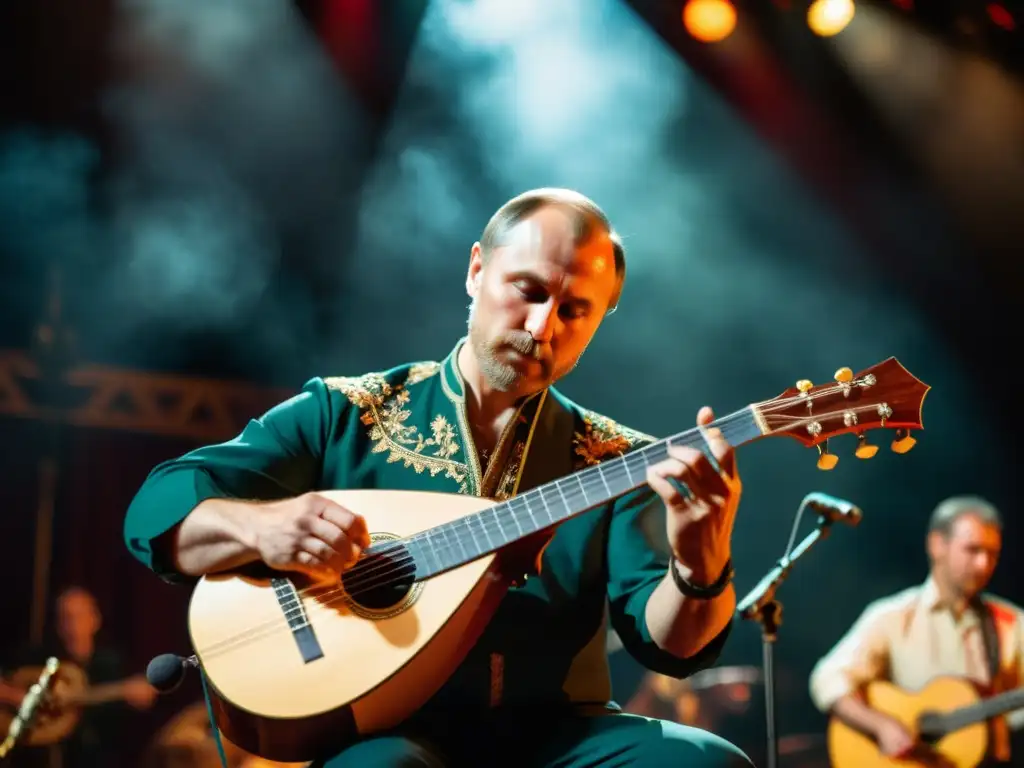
[922,687,1024,740]
[401,406,765,579]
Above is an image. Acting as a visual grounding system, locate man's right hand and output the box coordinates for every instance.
[875,716,915,758]
[253,493,371,577]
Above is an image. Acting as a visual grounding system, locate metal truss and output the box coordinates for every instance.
[0,349,289,441]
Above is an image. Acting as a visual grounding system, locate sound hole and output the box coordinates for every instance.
[340,542,417,611]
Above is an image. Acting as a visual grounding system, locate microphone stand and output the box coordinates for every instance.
[736,511,839,768]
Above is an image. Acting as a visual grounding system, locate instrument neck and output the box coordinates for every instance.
[925,687,1024,739]
[407,407,764,579]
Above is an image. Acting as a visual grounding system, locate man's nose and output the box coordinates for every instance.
[525,301,558,343]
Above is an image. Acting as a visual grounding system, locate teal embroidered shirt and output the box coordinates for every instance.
[124,339,731,713]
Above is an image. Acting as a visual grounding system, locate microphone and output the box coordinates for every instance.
[802,491,862,527]
[146,653,199,693]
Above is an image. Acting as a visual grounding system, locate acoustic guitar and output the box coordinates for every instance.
[827,677,1024,768]
[0,661,153,748]
[185,359,929,761]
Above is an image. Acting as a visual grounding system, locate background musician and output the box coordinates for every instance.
[1,586,156,767]
[809,496,1024,765]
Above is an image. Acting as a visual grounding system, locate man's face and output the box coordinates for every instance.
[57,590,101,646]
[929,513,1002,600]
[466,205,619,397]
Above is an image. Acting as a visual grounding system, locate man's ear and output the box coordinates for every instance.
[466,242,485,298]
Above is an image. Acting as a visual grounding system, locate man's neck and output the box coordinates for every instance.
[930,571,971,616]
[63,637,94,665]
[457,342,520,424]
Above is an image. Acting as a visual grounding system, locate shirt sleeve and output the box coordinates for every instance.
[605,486,731,679]
[123,377,341,583]
[809,599,893,712]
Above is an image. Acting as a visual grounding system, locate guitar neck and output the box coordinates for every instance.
[70,679,138,707]
[941,687,1024,734]
[405,406,766,579]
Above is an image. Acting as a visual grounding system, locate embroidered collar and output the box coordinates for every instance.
[440,338,467,402]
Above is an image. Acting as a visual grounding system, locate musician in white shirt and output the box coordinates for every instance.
[809,496,1024,763]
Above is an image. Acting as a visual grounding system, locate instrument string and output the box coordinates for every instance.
[195,389,870,659]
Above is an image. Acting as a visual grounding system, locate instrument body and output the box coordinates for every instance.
[827,676,1024,768]
[191,490,513,762]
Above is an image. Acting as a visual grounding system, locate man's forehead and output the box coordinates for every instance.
[499,209,614,277]
[951,513,1001,542]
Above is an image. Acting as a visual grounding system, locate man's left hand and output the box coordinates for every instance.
[645,406,741,585]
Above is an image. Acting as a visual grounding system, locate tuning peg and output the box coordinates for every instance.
[855,434,879,459]
[817,440,839,470]
[891,429,917,454]
[796,379,813,394]
[834,367,854,384]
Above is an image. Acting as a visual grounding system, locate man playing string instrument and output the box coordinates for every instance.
[810,496,1024,765]
[124,188,751,767]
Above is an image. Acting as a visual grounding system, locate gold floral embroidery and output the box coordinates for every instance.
[325,363,468,492]
[573,411,654,469]
[407,361,442,385]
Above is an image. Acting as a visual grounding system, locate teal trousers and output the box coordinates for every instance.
[311,710,752,768]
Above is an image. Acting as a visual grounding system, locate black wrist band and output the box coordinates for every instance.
[670,557,734,599]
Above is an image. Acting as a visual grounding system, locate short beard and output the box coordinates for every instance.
[467,300,541,392]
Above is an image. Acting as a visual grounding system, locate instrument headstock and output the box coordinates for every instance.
[755,358,930,470]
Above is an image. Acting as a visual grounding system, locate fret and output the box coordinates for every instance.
[536,485,554,521]
[454,527,470,560]
[555,479,570,511]
[406,537,438,578]
[622,455,638,486]
[480,506,511,548]
[509,498,524,537]
[548,482,569,518]
[433,524,453,564]
[472,512,494,549]
[597,464,613,497]
[576,474,590,506]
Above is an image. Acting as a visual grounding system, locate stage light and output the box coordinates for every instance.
[682,0,737,43]
[807,0,855,37]
[986,4,1016,31]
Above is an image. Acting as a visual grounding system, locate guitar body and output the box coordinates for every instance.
[189,489,527,762]
[828,677,989,768]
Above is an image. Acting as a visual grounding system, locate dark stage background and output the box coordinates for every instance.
[2,0,1023,765]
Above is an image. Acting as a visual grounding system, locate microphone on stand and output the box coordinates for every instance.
[146,653,199,693]
[737,491,863,768]
[802,491,863,527]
